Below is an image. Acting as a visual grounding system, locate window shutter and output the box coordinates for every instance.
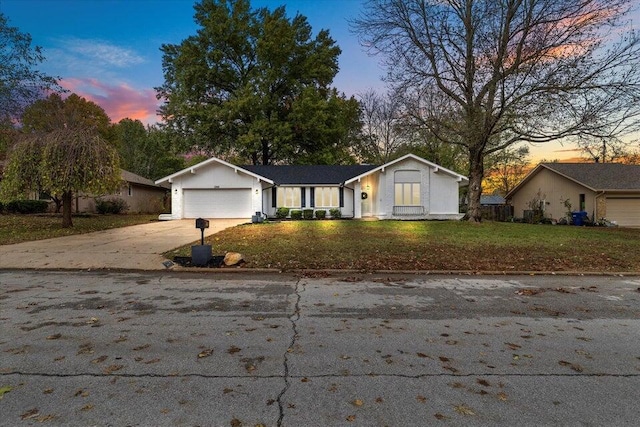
[339,187,344,207]
[301,187,306,208]
[310,188,315,208]
[272,187,277,208]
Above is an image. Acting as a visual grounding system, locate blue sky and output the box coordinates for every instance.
[1,0,385,125]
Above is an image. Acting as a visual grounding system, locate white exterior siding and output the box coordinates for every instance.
[167,162,263,219]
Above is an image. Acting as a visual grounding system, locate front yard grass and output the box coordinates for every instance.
[0,214,158,245]
[168,220,640,272]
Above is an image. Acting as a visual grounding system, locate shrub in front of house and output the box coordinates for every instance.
[275,207,290,219]
[303,209,314,219]
[314,209,326,219]
[329,208,341,219]
[5,200,49,214]
[290,209,303,220]
[96,198,129,214]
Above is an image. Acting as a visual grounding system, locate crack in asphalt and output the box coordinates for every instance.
[1,372,638,380]
[276,278,304,427]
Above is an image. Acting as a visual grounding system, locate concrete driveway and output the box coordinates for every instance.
[0,219,246,270]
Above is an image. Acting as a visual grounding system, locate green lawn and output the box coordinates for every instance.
[168,220,640,272]
[0,214,158,245]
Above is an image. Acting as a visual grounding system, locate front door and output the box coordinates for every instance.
[361,179,373,217]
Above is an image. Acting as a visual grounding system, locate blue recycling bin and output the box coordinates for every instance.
[571,211,588,226]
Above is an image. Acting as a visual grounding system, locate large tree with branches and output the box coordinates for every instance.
[354,0,640,221]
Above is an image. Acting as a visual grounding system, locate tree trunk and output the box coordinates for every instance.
[62,190,73,228]
[467,149,484,222]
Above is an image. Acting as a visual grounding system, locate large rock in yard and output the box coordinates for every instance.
[223,252,244,266]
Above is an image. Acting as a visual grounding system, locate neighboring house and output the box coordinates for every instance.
[506,163,640,227]
[155,153,469,220]
[77,170,170,214]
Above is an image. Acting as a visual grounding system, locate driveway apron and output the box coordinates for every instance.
[0,219,245,270]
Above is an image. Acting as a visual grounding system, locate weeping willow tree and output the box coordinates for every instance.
[1,127,120,227]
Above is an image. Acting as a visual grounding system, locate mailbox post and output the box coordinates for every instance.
[195,218,209,244]
[191,218,212,266]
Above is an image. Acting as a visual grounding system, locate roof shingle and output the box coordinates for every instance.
[542,163,640,190]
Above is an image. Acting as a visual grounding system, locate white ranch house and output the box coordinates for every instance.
[155,154,468,220]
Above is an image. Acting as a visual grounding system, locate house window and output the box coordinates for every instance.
[394,170,421,206]
[277,187,301,208]
[314,187,339,207]
[128,185,132,197]
[579,194,585,211]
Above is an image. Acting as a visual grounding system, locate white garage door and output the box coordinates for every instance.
[183,189,252,218]
[607,198,640,227]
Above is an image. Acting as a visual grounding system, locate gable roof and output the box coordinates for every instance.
[241,164,377,185]
[344,153,469,185]
[506,162,640,198]
[155,157,274,185]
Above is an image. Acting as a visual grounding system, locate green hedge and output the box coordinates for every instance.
[314,209,326,219]
[5,200,49,214]
[96,198,129,214]
[329,208,341,219]
[303,209,314,219]
[290,209,302,220]
[275,207,290,219]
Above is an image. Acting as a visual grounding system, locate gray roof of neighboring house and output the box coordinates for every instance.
[242,164,379,185]
[480,195,506,205]
[541,163,640,190]
[121,170,170,190]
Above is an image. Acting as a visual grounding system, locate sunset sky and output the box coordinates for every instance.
[2,0,638,162]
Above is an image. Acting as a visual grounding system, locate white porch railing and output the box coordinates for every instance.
[392,205,425,216]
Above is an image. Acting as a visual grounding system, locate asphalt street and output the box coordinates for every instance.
[0,270,639,426]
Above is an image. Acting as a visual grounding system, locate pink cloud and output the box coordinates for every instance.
[59,78,162,125]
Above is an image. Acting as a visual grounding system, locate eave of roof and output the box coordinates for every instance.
[155,157,274,185]
[344,153,469,185]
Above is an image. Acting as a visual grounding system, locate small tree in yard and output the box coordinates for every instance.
[0,127,120,227]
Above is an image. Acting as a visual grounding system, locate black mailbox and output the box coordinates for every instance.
[195,218,209,230]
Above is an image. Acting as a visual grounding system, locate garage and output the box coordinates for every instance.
[183,189,253,218]
[607,197,640,227]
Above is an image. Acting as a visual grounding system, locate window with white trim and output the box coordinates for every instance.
[314,187,339,207]
[394,170,421,206]
[277,187,301,207]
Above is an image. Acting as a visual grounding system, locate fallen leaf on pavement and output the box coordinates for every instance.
[416,395,427,403]
[102,364,124,374]
[230,418,242,427]
[352,399,364,406]
[559,360,583,372]
[0,386,12,399]
[454,405,475,416]
[516,288,544,296]
[227,346,242,354]
[198,349,214,358]
[497,392,508,401]
[417,352,431,359]
[346,415,356,422]
[46,333,62,340]
[21,408,39,420]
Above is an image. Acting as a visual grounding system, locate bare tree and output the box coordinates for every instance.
[354,0,640,221]
[356,90,406,163]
